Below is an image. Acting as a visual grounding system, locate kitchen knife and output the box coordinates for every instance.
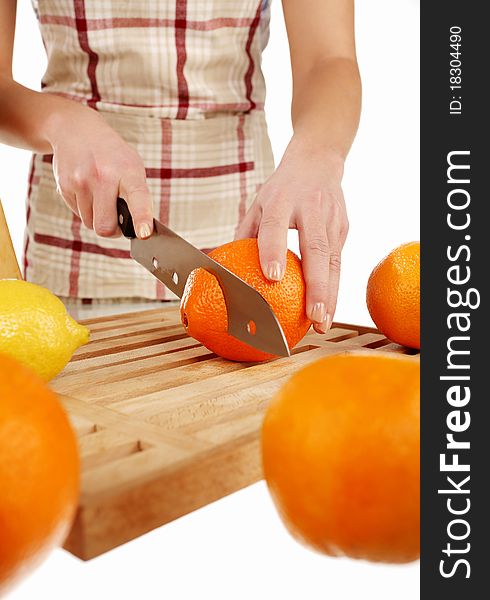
[117,198,290,357]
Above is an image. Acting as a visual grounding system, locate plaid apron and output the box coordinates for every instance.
[24,0,274,300]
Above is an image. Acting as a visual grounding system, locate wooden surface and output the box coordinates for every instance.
[51,306,419,560]
[0,199,22,280]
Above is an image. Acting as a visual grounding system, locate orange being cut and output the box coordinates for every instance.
[180,238,311,361]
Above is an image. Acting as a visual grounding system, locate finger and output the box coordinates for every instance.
[53,159,78,216]
[119,172,154,239]
[56,183,78,217]
[235,205,260,240]
[257,204,290,281]
[75,189,94,230]
[298,216,330,333]
[325,215,343,327]
[92,181,121,238]
[337,190,349,248]
[339,220,349,248]
[325,248,341,330]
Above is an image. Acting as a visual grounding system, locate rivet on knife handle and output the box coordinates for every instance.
[117,198,136,239]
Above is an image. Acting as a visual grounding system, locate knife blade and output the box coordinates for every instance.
[117,198,290,357]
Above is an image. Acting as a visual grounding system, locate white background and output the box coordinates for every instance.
[2,0,420,598]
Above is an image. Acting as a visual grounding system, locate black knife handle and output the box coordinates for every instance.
[117,197,136,239]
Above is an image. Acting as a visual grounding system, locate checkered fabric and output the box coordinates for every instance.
[24,0,274,300]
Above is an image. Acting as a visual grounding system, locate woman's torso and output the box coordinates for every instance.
[25,0,274,300]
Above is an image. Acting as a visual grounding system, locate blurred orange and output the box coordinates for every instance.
[262,353,420,563]
[0,353,80,595]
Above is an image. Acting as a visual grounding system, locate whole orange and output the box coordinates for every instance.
[262,353,420,563]
[0,353,80,595]
[180,238,311,361]
[366,241,420,349]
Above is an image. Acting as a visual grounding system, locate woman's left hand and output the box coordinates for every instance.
[235,137,349,334]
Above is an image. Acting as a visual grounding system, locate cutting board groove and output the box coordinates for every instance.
[51,306,418,560]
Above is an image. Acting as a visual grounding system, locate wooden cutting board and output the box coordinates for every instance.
[50,306,418,560]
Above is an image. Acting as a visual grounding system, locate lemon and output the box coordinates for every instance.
[0,280,89,381]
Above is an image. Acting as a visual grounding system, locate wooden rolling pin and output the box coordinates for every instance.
[0,199,22,280]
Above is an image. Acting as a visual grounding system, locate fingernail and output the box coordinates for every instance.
[315,314,332,334]
[266,261,284,281]
[315,322,328,334]
[137,223,152,239]
[310,302,326,324]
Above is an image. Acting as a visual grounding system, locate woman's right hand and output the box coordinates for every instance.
[48,107,154,239]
